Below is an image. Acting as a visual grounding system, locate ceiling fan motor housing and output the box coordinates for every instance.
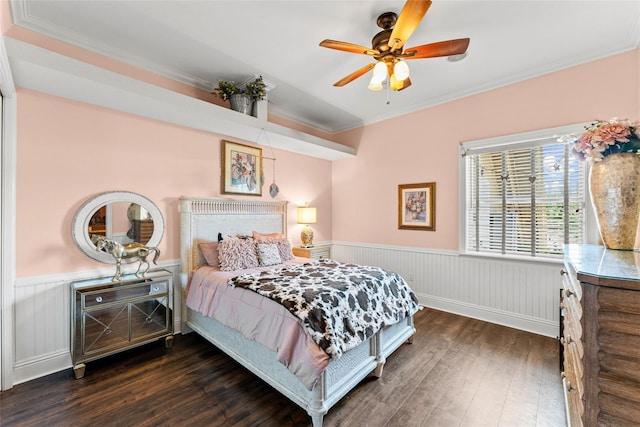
[376,11,397,30]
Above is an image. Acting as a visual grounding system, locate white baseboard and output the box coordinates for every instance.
[13,350,71,385]
[417,293,559,338]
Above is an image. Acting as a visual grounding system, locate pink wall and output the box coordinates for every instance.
[15,89,332,277]
[333,49,640,250]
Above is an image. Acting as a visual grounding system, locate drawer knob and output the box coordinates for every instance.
[566,380,574,392]
[560,269,567,276]
[95,296,103,303]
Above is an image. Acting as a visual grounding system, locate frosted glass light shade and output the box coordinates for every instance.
[394,60,409,81]
[372,61,388,82]
[368,77,383,91]
[390,74,403,91]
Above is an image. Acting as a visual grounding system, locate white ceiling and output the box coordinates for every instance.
[7,0,640,134]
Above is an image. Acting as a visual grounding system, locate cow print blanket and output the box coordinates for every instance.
[228,259,420,358]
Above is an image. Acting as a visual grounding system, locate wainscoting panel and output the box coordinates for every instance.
[331,242,562,337]
[11,261,180,386]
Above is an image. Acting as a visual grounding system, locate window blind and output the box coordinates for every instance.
[463,132,586,258]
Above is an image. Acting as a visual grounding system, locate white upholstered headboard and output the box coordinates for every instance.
[179,197,288,293]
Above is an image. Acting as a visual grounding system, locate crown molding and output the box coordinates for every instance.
[9,0,215,92]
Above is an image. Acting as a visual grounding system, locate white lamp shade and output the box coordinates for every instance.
[389,74,403,91]
[368,77,383,91]
[297,206,317,224]
[393,60,410,81]
[371,61,388,82]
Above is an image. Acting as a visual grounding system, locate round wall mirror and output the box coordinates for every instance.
[72,191,164,264]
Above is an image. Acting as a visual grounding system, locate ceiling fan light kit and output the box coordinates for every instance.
[319,0,470,93]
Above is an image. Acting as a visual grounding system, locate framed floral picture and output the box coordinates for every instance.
[398,182,436,230]
[222,140,262,196]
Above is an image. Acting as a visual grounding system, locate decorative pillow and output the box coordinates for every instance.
[198,242,219,267]
[217,236,260,271]
[253,231,285,241]
[258,237,293,262]
[256,243,282,267]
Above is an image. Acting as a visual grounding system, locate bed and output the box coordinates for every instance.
[179,197,417,427]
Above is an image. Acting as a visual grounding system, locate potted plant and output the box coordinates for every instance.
[213,76,266,115]
[213,80,240,102]
[244,76,266,102]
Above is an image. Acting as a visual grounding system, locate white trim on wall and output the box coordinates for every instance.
[0,33,17,391]
[331,241,562,338]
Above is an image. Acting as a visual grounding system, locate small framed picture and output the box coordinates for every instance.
[398,182,435,230]
[222,140,262,196]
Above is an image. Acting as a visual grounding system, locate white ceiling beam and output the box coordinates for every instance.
[4,38,355,161]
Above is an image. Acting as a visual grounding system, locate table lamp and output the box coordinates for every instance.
[297,203,317,248]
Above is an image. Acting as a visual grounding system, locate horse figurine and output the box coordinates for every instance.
[91,235,160,281]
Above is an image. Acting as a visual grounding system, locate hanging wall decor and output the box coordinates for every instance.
[222,140,263,196]
[398,182,436,230]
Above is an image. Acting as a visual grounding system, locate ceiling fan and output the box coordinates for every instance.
[319,0,470,91]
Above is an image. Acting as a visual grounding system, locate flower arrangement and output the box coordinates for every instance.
[406,192,426,219]
[213,76,266,102]
[571,117,640,162]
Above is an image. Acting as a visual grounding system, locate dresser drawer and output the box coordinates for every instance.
[562,264,582,301]
[563,376,584,427]
[82,280,168,309]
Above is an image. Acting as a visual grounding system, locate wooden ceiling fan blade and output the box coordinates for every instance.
[388,0,432,51]
[333,63,376,87]
[319,39,379,56]
[403,38,470,59]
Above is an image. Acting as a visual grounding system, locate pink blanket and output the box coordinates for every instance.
[185,258,329,389]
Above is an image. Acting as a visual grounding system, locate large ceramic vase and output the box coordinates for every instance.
[589,152,640,250]
[229,94,252,115]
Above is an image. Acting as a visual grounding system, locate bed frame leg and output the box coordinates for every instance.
[308,374,327,427]
[310,413,324,427]
[373,359,385,378]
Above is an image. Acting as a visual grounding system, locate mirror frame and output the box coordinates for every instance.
[72,191,164,264]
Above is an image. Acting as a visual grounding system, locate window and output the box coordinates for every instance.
[460,124,589,258]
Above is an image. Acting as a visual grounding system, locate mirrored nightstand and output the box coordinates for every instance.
[71,269,173,379]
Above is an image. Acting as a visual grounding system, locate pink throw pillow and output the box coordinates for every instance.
[198,242,219,267]
[218,236,260,271]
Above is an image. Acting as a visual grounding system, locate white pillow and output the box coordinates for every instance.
[257,243,282,266]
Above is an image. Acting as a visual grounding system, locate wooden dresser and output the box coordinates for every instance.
[562,244,640,426]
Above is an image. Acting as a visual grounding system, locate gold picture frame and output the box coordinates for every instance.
[398,182,436,230]
[222,140,262,196]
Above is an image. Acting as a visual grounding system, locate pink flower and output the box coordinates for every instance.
[596,123,631,144]
[570,118,640,162]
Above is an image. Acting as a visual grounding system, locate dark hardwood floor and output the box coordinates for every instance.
[0,308,566,426]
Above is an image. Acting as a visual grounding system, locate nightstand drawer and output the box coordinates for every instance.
[293,245,331,260]
[82,280,168,309]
